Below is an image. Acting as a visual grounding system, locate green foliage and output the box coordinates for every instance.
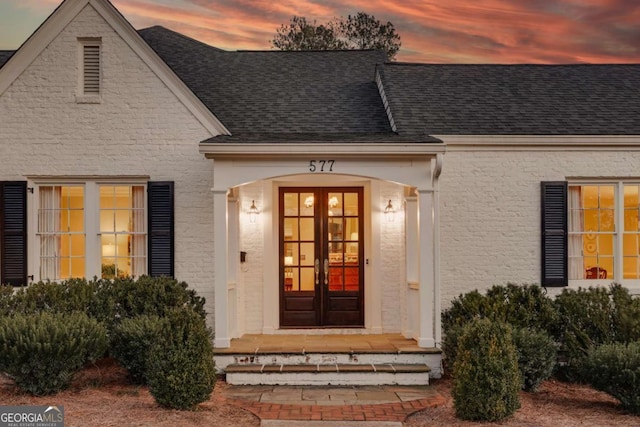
[442,283,558,369]
[453,318,521,421]
[271,12,402,60]
[110,315,166,384]
[513,327,557,392]
[0,312,107,395]
[92,276,207,329]
[4,279,97,316]
[581,341,640,415]
[554,285,640,381]
[146,308,216,410]
[0,285,15,317]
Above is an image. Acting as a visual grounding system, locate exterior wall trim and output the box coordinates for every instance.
[200,143,446,158]
[437,135,640,151]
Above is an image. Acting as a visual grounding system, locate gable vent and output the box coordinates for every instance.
[83,44,100,94]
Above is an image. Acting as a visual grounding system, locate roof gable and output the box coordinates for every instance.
[0,0,229,136]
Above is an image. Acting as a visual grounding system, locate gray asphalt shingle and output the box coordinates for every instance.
[379,63,640,135]
[139,26,393,137]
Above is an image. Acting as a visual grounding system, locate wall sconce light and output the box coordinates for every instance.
[248,200,259,223]
[384,199,395,222]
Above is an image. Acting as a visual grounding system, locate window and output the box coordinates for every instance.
[542,181,640,286]
[1,181,173,286]
[37,183,145,281]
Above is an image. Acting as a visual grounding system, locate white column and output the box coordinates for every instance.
[227,194,239,339]
[213,188,230,348]
[417,188,436,347]
[404,195,419,339]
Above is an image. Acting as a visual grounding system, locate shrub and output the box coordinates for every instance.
[453,318,521,421]
[93,276,206,329]
[146,308,216,410]
[581,341,640,415]
[0,285,15,317]
[442,283,558,369]
[553,285,640,381]
[110,315,166,384]
[0,312,107,395]
[513,327,557,392]
[7,279,97,316]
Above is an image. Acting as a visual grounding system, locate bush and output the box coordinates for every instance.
[0,312,107,395]
[110,315,167,384]
[5,279,97,316]
[93,276,207,329]
[553,285,640,381]
[146,308,216,410]
[581,341,640,415]
[453,318,521,421]
[513,327,557,392]
[442,283,558,369]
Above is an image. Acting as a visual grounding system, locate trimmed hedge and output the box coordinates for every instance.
[581,341,640,415]
[513,327,557,392]
[147,308,216,410]
[0,312,107,395]
[453,318,521,421]
[110,315,166,384]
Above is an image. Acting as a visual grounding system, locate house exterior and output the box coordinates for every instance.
[1,0,639,381]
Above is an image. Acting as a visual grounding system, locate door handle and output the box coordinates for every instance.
[315,259,320,285]
[324,259,329,285]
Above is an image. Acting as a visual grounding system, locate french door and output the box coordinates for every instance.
[279,187,364,327]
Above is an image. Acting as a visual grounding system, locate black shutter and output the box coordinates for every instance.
[541,181,568,286]
[1,181,27,286]
[148,181,174,277]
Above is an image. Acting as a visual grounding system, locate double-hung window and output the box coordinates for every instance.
[0,180,174,285]
[37,183,146,281]
[542,181,640,287]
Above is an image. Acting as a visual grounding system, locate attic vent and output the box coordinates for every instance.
[83,44,100,94]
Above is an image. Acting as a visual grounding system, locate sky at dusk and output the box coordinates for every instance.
[0,0,639,63]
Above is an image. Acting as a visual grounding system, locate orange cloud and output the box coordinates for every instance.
[6,0,640,63]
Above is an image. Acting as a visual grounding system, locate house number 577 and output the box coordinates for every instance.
[309,160,335,172]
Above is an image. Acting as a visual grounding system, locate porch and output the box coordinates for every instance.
[214,333,442,386]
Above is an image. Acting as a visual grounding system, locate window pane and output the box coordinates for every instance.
[600,210,615,232]
[284,243,299,265]
[345,218,358,240]
[300,218,314,241]
[624,258,638,279]
[300,193,314,216]
[624,234,639,256]
[300,243,314,266]
[625,209,639,232]
[100,185,146,278]
[284,218,298,241]
[624,185,639,208]
[344,193,358,216]
[300,268,314,291]
[600,186,614,209]
[598,234,614,256]
[328,218,342,241]
[328,193,342,217]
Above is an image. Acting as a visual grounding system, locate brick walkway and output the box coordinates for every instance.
[219,384,447,422]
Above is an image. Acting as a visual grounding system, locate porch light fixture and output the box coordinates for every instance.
[248,200,259,223]
[384,200,395,222]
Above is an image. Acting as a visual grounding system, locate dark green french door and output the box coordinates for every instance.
[279,187,364,327]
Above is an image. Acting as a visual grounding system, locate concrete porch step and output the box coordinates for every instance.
[225,363,431,386]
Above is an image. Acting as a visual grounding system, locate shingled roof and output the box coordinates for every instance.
[379,63,640,135]
[0,51,14,68]
[138,26,433,143]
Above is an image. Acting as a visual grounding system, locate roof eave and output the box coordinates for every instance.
[199,141,446,159]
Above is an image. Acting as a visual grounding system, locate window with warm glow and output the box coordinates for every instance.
[36,182,146,281]
[569,182,640,281]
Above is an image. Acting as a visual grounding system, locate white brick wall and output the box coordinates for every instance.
[439,148,640,308]
[0,5,217,323]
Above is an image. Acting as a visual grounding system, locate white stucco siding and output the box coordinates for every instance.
[0,5,216,315]
[439,147,640,307]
